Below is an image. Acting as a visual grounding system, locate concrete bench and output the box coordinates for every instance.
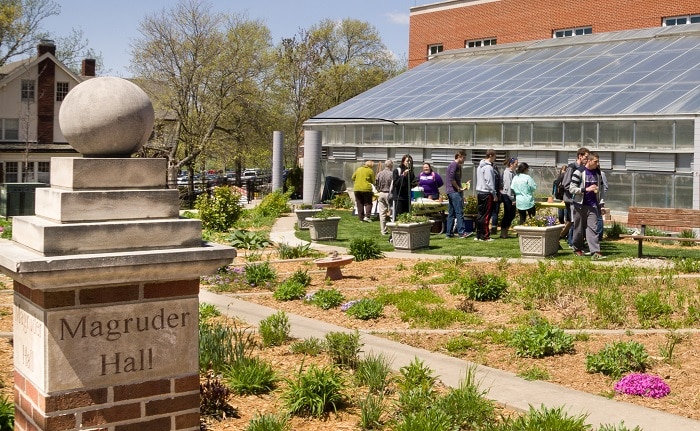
[622,206,700,257]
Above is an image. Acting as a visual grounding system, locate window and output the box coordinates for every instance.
[0,119,18,140]
[56,82,69,101]
[37,161,50,184]
[553,26,592,38]
[4,162,18,183]
[21,79,35,101]
[466,38,497,48]
[664,15,700,26]
[428,44,443,56]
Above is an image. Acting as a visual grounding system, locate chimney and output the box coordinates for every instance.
[82,59,96,77]
[38,39,56,56]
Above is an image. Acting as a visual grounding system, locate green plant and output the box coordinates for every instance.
[309,208,337,219]
[0,396,13,431]
[289,337,325,356]
[589,285,627,327]
[273,279,307,301]
[199,321,256,373]
[435,366,496,430]
[330,193,353,209]
[358,393,385,430]
[520,209,558,227]
[245,413,290,431]
[659,331,686,363]
[634,289,672,324]
[673,257,700,273]
[0,219,10,240]
[200,372,237,419]
[307,288,345,310]
[258,311,290,347]
[198,303,221,322]
[605,221,626,240]
[395,211,429,224]
[394,407,452,431]
[450,272,508,301]
[253,190,291,218]
[244,261,277,287]
[325,330,363,369]
[277,242,321,259]
[397,357,436,393]
[288,269,312,286]
[344,298,384,320]
[489,405,589,431]
[194,186,244,232]
[282,364,345,418]
[517,365,551,381]
[585,341,649,378]
[509,316,575,358]
[597,421,643,431]
[223,357,277,395]
[464,195,478,214]
[355,352,393,393]
[229,229,270,249]
[678,229,698,246]
[349,237,384,261]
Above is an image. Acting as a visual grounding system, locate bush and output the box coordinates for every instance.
[605,221,626,240]
[223,357,277,395]
[307,288,345,310]
[200,372,237,419]
[509,317,574,358]
[244,261,277,287]
[585,341,649,378]
[194,186,244,232]
[198,303,221,322]
[229,229,270,249]
[355,352,393,393]
[199,321,256,373]
[489,405,588,431]
[283,364,345,418]
[450,273,508,301]
[289,337,325,356]
[273,279,307,301]
[258,311,290,347]
[325,330,363,369]
[288,269,312,287]
[277,242,320,259]
[344,298,384,320]
[245,413,290,431]
[0,396,13,431]
[678,229,698,246]
[349,238,384,261]
[254,190,291,218]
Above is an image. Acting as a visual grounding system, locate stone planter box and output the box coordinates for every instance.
[306,217,341,241]
[514,224,564,258]
[387,221,433,252]
[295,208,321,230]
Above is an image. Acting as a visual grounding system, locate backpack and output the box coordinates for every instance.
[561,162,577,201]
[553,173,565,200]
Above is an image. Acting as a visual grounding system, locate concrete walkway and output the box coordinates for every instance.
[201,213,700,430]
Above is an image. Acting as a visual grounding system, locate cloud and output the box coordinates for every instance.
[385,12,410,25]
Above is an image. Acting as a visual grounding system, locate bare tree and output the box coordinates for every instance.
[0,0,60,67]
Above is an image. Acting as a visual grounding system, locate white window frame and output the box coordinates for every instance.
[0,118,18,140]
[466,38,497,48]
[56,81,69,101]
[428,44,443,56]
[21,79,35,101]
[664,15,700,26]
[553,26,592,38]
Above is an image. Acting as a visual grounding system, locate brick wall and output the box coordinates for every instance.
[409,0,700,67]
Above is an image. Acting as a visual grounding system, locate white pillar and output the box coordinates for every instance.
[272,131,284,192]
[303,130,322,204]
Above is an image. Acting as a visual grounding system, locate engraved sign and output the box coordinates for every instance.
[44,298,198,392]
[13,298,46,390]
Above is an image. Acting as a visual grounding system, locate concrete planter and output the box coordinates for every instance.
[295,208,321,230]
[306,217,341,241]
[387,221,433,252]
[514,224,564,257]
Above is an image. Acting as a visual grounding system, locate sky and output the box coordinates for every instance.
[43,0,418,78]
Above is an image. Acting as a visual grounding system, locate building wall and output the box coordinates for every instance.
[409,0,700,67]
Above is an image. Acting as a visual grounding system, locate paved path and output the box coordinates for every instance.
[201,213,700,430]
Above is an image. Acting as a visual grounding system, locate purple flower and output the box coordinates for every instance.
[340,300,361,312]
[304,291,317,301]
[614,373,670,398]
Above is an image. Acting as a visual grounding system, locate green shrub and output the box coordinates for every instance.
[307,288,345,310]
[517,365,551,381]
[394,408,452,431]
[289,337,325,356]
[194,186,244,231]
[398,357,436,393]
[229,229,270,249]
[489,405,588,431]
[597,422,643,431]
[223,357,277,395]
[450,273,508,301]
[288,269,312,286]
[329,193,353,209]
[200,372,237,419]
[245,261,277,287]
[259,311,290,347]
[355,352,393,393]
[273,279,307,301]
[634,289,673,324]
[678,229,698,246]
[435,367,496,429]
[198,303,221,323]
[254,190,291,218]
[358,393,385,430]
[277,242,320,259]
[0,219,11,240]
[199,321,256,373]
[325,330,362,369]
[673,257,700,273]
[585,341,649,378]
[245,413,290,431]
[344,298,384,320]
[605,221,626,240]
[349,238,384,261]
[282,364,345,418]
[509,317,574,358]
[0,396,13,431]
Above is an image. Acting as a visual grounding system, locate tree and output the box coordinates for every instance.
[0,0,59,67]
[54,28,105,75]
[130,0,274,193]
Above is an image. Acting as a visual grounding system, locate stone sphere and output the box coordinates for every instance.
[59,77,155,157]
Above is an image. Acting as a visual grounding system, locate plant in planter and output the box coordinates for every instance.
[294,203,322,230]
[513,210,564,257]
[306,209,341,241]
[387,212,433,252]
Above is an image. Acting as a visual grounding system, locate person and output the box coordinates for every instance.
[351,160,375,222]
[595,169,609,241]
[499,157,518,238]
[418,163,444,200]
[375,160,394,235]
[475,149,499,241]
[553,164,568,224]
[490,159,502,236]
[392,154,416,219]
[562,147,590,246]
[445,151,469,238]
[510,162,537,225]
[569,152,606,260]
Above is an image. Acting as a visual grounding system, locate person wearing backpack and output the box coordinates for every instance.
[499,157,518,238]
[553,164,567,223]
[561,147,590,246]
[568,152,605,260]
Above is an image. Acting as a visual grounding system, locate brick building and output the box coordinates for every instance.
[409,0,700,68]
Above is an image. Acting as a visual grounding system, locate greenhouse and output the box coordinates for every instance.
[304,24,700,213]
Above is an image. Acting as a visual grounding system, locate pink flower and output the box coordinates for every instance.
[614,373,670,398]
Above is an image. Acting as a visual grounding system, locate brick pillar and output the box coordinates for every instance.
[2,157,235,431]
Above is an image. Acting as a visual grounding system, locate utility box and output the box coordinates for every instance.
[0,183,48,217]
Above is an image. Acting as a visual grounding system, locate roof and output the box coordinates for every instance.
[308,24,700,124]
[0,52,82,86]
